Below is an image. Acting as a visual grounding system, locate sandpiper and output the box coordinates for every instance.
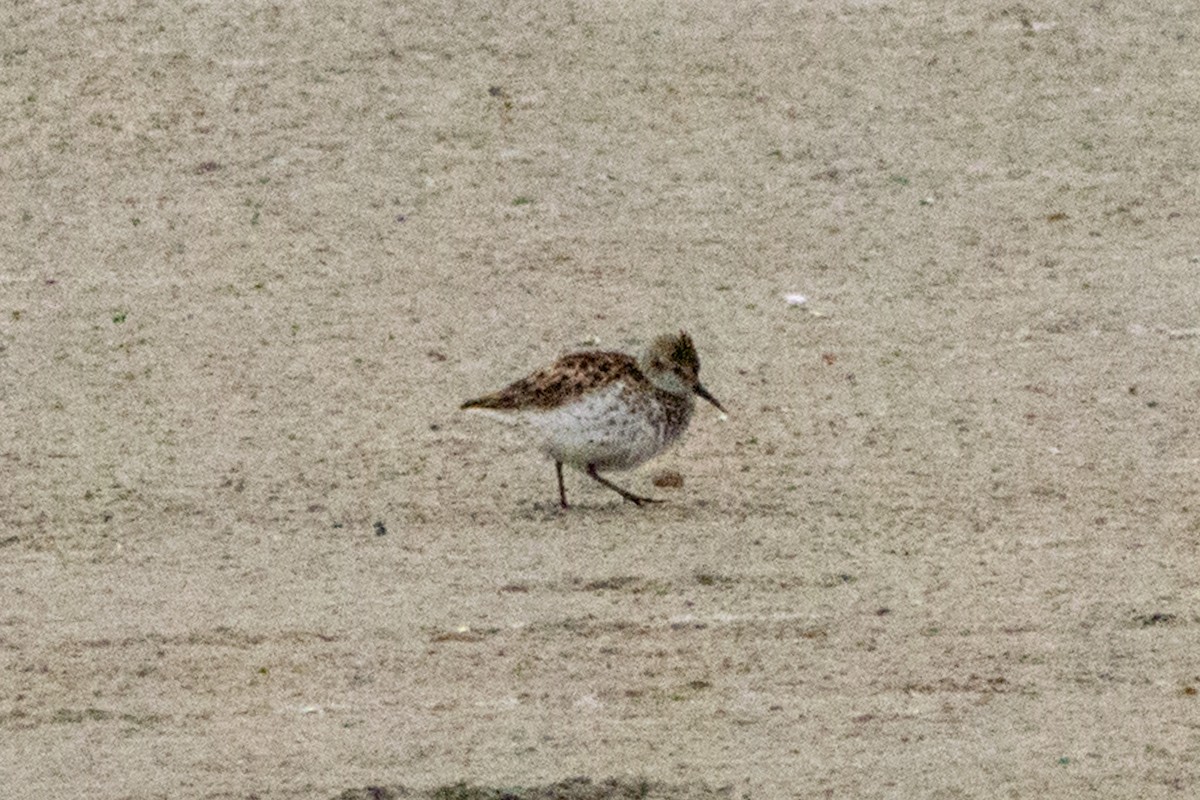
[461,331,725,508]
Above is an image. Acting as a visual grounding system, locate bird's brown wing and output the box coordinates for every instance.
[461,351,643,411]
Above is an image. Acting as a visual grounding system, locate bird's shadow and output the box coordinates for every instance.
[514,499,657,522]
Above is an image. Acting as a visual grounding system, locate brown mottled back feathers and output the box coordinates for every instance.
[461,351,645,411]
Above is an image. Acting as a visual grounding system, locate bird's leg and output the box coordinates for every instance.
[556,461,569,509]
[585,464,662,507]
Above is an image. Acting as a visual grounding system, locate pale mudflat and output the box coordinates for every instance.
[3,2,1199,799]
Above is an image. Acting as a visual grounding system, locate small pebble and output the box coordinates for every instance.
[652,470,684,489]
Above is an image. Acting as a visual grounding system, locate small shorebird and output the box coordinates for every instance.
[461,331,725,508]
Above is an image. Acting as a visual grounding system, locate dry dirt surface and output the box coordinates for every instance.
[3,1,1200,798]
[334,776,731,799]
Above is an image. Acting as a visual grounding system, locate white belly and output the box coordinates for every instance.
[526,383,665,471]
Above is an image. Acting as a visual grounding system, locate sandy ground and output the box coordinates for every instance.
[3,1,1200,797]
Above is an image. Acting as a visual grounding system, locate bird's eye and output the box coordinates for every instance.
[652,359,665,370]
